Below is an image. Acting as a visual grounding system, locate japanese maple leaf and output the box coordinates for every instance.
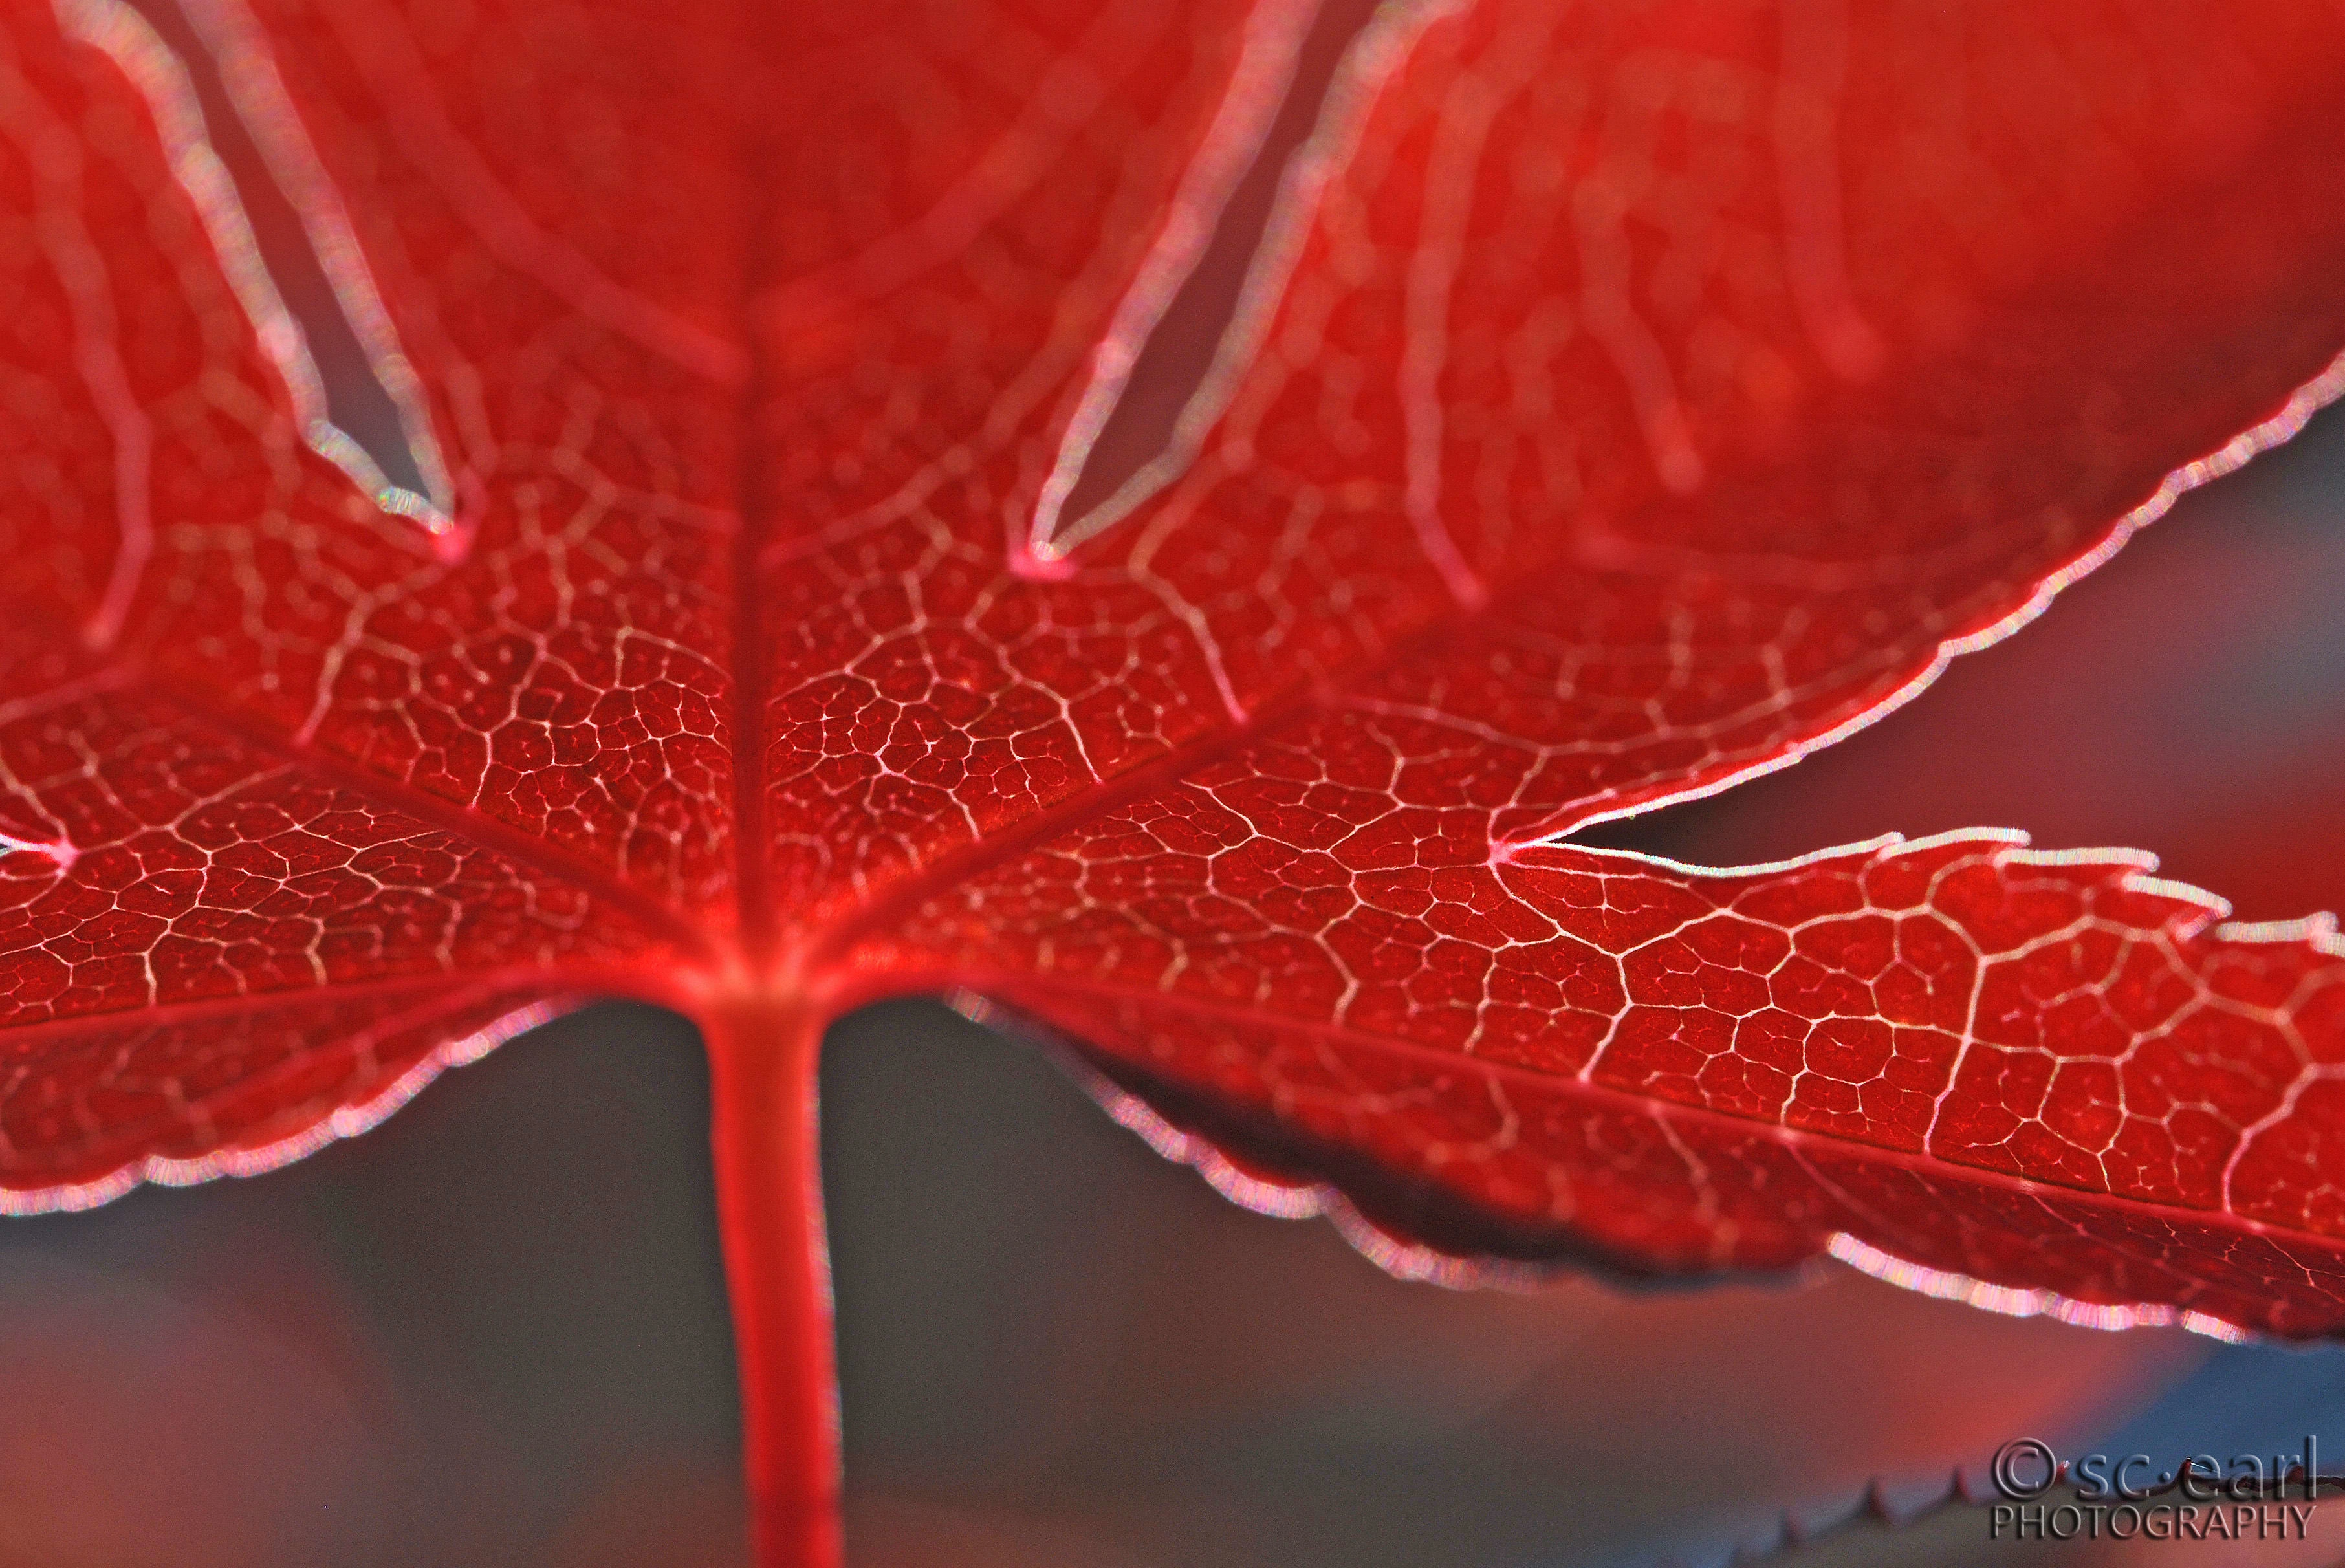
[6,0,2345,1561]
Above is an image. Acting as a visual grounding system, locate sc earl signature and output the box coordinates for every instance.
[1991,1436,2332,1502]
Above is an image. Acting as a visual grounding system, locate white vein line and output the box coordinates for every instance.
[1027,0,1474,567]
[56,0,459,547]
[1395,17,1507,610]
[1773,0,1882,382]
[1021,0,1321,572]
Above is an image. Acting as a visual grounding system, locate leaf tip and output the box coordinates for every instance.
[1008,541,1078,583]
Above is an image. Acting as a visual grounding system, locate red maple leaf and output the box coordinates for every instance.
[6,0,2345,1560]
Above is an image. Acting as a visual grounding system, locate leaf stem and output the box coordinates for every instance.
[705,994,842,1568]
